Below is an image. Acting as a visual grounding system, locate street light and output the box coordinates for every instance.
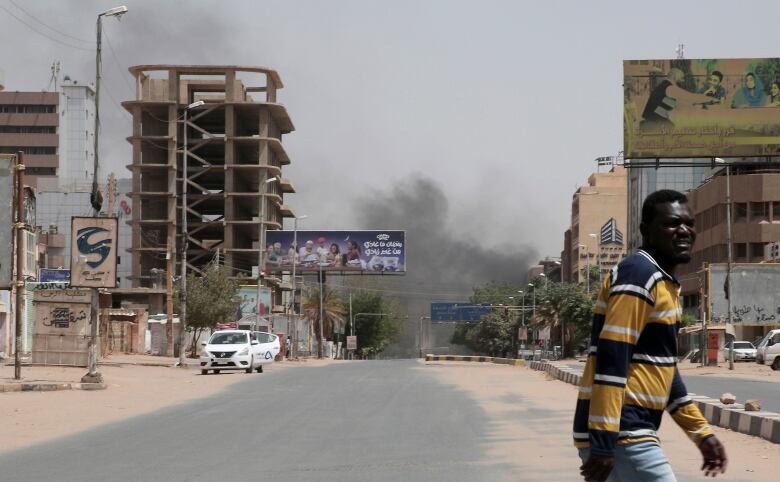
[715,157,734,370]
[178,100,205,367]
[84,5,128,385]
[92,5,128,213]
[589,233,601,286]
[578,244,590,294]
[257,176,279,326]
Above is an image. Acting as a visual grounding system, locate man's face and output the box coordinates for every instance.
[708,74,720,88]
[641,201,696,266]
[746,75,756,89]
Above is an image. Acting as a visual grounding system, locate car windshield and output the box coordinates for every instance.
[732,342,753,349]
[255,332,274,343]
[209,332,247,345]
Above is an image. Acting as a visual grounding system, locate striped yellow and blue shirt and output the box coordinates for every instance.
[573,249,713,456]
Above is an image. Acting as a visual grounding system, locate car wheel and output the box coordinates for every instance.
[246,357,254,374]
[213,370,220,374]
[201,369,208,375]
[259,365,263,373]
[772,358,780,371]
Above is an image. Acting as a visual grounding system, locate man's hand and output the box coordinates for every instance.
[699,435,727,477]
[580,454,614,482]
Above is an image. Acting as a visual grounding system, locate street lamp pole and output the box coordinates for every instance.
[257,176,278,330]
[579,244,590,294]
[589,233,600,287]
[84,5,127,385]
[179,100,204,366]
[715,158,735,370]
[290,215,306,357]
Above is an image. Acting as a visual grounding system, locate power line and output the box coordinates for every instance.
[0,4,93,51]
[103,29,135,96]
[8,0,93,44]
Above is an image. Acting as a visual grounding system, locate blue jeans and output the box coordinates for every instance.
[578,441,676,482]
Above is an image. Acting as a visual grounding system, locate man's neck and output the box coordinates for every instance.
[640,247,677,276]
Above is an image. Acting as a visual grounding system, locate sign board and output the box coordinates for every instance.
[70,217,118,288]
[430,302,492,322]
[237,285,272,319]
[0,155,14,286]
[346,335,357,350]
[709,263,780,324]
[624,58,780,158]
[518,327,528,341]
[39,268,71,283]
[264,230,406,274]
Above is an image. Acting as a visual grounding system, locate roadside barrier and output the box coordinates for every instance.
[528,360,780,444]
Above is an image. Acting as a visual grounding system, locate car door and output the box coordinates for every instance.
[249,332,262,366]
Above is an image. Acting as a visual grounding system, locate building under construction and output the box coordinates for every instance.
[123,65,295,302]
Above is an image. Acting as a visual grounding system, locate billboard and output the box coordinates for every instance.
[39,268,70,283]
[237,285,272,319]
[430,302,492,323]
[0,155,14,287]
[264,230,406,274]
[70,217,118,288]
[624,58,780,158]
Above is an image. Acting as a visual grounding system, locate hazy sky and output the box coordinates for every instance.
[2,0,778,277]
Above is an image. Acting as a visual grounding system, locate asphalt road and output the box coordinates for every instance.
[0,361,521,482]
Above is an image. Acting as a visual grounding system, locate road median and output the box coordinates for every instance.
[425,354,525,367]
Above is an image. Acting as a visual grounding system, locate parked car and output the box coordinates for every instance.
[200,330,264,375]
[756,329,780,370]
[252,331,281,369]
[721,340,756,362]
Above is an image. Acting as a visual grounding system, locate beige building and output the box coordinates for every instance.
[562,166,628,285]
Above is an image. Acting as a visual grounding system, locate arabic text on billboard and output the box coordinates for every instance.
[264,230,405,274]
[430,302,492,323]
[624,58,780,158]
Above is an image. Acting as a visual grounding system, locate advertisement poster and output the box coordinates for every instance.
[624,58,780,158]
[70,217,118,288]
[264,230,406,274]
[237,285,272,319]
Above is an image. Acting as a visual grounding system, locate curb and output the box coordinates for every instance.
[425,354,525,367]
[0,382,107,393]
[528,360,780,444]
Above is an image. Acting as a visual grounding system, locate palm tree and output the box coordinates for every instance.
[302,285,345,358]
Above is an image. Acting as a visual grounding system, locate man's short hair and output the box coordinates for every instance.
[710,70,723,82]
[641,189,688,225]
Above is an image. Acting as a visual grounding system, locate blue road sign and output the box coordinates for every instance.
[431,302,492,322]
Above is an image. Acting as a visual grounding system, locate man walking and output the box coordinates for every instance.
[575,190,727,481]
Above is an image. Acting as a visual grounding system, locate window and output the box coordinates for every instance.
[751,243,766,261]
[0,104,55,113]
[0,126,56,133]
[773,202,780,222]
[735,243,747,260]
[734,203,747,223]
[0,146,56,155]
[750,202,769,223]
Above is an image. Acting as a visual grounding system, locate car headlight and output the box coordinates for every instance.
[237,347,249,356]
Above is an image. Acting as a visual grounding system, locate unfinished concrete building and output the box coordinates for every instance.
[123,65,295,297]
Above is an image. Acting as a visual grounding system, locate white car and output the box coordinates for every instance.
[252,331,281,368]
[721,340,757,362]
[756,329,780,370]
[200,330,265,375]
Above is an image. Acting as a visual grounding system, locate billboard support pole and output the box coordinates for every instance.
[318,265,324,359]
[13,152,25,380]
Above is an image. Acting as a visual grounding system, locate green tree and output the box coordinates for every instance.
[463,312,513,357]
[535,281,594,358]
[302,285,345,358]
[345,291,401,359]
[175,263,241,357]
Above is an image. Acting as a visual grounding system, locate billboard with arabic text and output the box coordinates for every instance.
[624,58,780,158]
[264,230,406,274]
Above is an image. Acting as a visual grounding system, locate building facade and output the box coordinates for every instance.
[123,65,296,304]
[563,166,628,285]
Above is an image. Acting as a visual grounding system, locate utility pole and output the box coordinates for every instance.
[13,152,25,380]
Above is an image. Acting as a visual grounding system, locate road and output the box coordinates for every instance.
[3,360,779,482]
[0,360,547,482]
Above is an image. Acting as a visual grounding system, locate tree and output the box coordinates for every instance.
[302,284,345,358]
[346,291,401,359]
[461,312,513,357]
[534,281,594,358]
[175,263,241,357]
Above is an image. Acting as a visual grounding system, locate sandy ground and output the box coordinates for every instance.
[677,359,780,382]
[0,355,338,454]
[422,361,780,482]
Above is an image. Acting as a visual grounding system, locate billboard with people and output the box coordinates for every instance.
[624,58,780,158]
[264,230,406,274]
